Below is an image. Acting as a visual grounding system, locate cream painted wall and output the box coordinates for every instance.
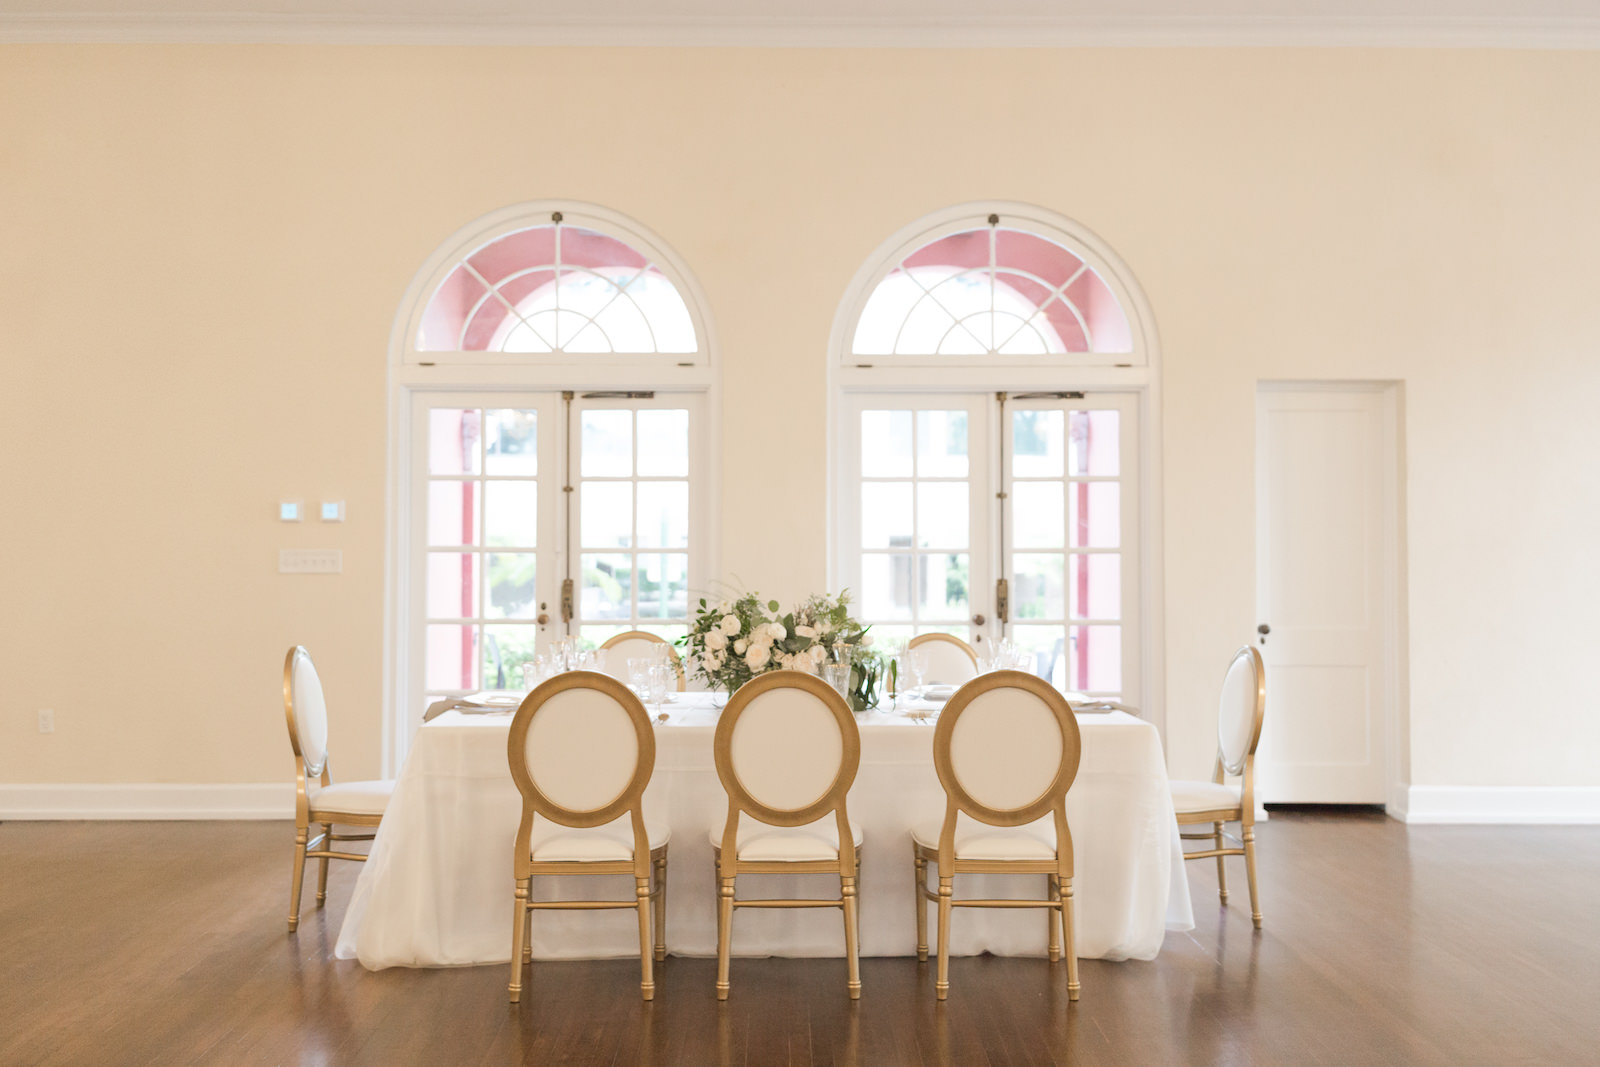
[2,46,1596,792]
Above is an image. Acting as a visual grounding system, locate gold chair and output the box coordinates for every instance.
[911,670,1083,1001]
[282,645,393,932]
[1170,645,1267,928]
[906,632,980,686]
[507,670,669,1003]
[598,629,686,691]
[712,670,863,1001]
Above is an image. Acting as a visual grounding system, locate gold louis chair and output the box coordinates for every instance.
[1170,645,1267,928]
[711,670,864,1001]
[598,630,686,691]
[906,632,979,686]
[506,670,669,1003]
[282,646,394,932]
[911,670,1083,1001]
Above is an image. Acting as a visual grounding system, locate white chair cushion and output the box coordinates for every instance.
[910,814,1057,861]
[308,779,393,817]
[709,814,864,862]
[530,816,671,862]
[1169,779,1243,815]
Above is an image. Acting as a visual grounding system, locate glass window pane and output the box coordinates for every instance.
[637,410,689,477]
[581,482,633,549]
[919,553,969,621]
[484,481,537,547]
[426,552,478,619]
[1070,482,1120,548]
[1012,553,1064,621]
[1070,410,1120,476]
[1009,624,1068,688]
[481,625,538,690]
[638,553,688,619]
[428,409,480,476]
[581,410,632,477]
[636,482,688,549]
[917,481,968,549]
[1070,625,1122,693]
[485,553,538,619]
[581,553,633,620]
[1070,553,1122,621]
[861,482,913,549]
[860,554,913,621]
[1012,482,1064,549]
[916,410,969,477]
[425,624,477,692]
[861,411,912,477]
[427,481,478,547]
[1012,410,1063,478]
[484,409,537,476]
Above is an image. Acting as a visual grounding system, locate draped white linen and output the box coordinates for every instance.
[336,697,1193,969]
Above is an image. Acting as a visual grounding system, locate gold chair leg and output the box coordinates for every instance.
[842,875,861,1001]
[716,876,734,1001]
[1214,821,1229,903]
[316,822,332,905]
[509,878,529,1003]
[653,853,668,963]
[913,849,929,962]
[1243,826,1263,929]
[936,875,953,1001]
[636,877,655,1002]
[1046,876,1060,961]
[287,825,308,932]
[1060,878,1079,1002]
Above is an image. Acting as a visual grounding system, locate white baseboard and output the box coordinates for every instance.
[0,783,293,820]
[1400,785,1600,825]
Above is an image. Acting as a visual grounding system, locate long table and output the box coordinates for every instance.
[335,695,1194,969]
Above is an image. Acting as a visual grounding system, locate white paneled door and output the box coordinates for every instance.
[1255,385,1397,804]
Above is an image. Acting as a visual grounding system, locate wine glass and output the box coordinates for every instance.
[647,663,670,711]
[628,657,652,699]
[904,649,928,698]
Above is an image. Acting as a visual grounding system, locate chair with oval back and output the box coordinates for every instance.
[282,646,394,932]
[598,630,686,691]
[906,632,980,686]
[910,670,1083,1001]
[711,670,864,1001]
[506,670,670,1003]
[1169,645,1267,928]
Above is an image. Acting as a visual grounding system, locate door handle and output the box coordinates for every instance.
[972,614,986,627]
[1258,623,1270,645]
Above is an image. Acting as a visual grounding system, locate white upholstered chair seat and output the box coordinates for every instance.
[308,779,394,817]
[1169,779,1243,815]
[530,817,671,862]
[910,815,1056,861]
[710,815,864,862]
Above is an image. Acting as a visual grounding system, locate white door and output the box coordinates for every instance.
[1255,385,1395,803]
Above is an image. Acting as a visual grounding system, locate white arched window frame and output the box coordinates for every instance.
[829,202,1166,738]
[385,202,719,773]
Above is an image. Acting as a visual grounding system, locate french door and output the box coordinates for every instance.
[838,391,1139,703]
[407,390,704,708]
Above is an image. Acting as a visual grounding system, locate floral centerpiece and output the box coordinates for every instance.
[679,589,875,701]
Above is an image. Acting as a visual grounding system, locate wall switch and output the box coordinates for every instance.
[320,500,346,522]
[38,708,54,733]
[279,501,304,522]
[279,549,343,574]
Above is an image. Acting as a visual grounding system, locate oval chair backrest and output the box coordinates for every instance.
[933,670,1081,826]
[598,631,686,691]
[1217,645,1266,776]
[508,671,655,828]
[908,633,979,686]
[715,670,860,826]
[283,646,329,777]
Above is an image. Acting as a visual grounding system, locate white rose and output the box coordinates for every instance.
[718,600,732,612]
[734,638,748,654]
[767,622,787,641]
[795,624,816,639]
[752,630,773,648]
[719,615,742,636]
[707,650,724,670]
[745,644,771,670]
[810,645,826,664]
[861,634,874,646]
[705,630,728,651]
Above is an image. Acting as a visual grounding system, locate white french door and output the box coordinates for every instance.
[405,390,704,712]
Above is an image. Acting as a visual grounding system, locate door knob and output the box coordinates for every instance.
[537,613,550,626]
[972,614,986,626]
[1257,623,1269,645]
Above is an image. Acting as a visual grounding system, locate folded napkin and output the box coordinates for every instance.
[422,692,522,722]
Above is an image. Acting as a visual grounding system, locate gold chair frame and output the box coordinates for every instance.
[506,670,668,1003]
[1176,645,1267,928]
[598,629,687,691]
[905,632,979,681]
[282,645,384,932]
[912,670,1084,1001]
[712,670,863,1001]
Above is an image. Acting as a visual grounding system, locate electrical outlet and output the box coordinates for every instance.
[279,549,343,574]
[38,708,54,734]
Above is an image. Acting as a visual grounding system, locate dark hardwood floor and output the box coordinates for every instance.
[3,812,1597,1065]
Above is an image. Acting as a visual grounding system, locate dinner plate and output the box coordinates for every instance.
[916,684,957,704]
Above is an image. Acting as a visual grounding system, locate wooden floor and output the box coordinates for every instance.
[2,812,1597,1066]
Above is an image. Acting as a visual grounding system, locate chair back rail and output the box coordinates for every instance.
[907,632,980,686]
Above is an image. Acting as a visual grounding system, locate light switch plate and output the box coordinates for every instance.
[320,500,346,522]
[279,500,304,522]
[279,549,343,574]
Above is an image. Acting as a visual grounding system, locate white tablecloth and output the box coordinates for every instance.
[335,696,1194,969]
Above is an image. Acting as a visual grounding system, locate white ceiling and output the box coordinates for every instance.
[3,0,1598,47]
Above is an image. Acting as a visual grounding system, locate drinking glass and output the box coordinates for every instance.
[904,649,928,696]
[822,662,852,702]
[647,663,670,706]
[628,657,652,698]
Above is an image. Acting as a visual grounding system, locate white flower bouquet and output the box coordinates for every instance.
[679,589,872,697]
